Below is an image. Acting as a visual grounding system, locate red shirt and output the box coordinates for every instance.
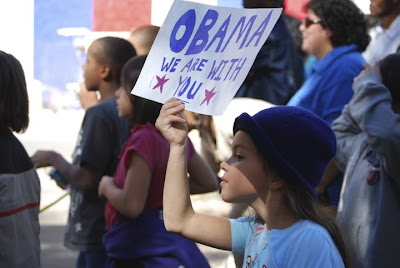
[105,123,195,229]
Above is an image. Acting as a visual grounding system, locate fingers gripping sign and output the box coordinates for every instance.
[156,98,188,147]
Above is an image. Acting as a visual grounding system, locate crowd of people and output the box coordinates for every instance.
[1,0,400,267]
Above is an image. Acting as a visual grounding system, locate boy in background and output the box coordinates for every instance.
[31,37,136,268]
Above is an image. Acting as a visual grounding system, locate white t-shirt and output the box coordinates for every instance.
[230,217,344,268]
[363,15,400,65]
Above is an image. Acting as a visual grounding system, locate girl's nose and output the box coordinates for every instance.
[220,158,231,171]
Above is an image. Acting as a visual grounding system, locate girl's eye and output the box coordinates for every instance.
[235,154,244,161]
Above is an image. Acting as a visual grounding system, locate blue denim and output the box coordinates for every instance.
[76,250,107,268]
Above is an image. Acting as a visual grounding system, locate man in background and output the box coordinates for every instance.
[235,0,304,105]
[363,0,400,65]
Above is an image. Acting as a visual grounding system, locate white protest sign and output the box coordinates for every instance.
[132,0,282,115]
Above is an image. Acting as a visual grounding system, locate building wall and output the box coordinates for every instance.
[34,0,92,110]
[93,0,151,31]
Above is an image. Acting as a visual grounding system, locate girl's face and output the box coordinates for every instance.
[219,130,269,204]
[300,9,333,59]
[115,87,133,119]
[82,41,104,91]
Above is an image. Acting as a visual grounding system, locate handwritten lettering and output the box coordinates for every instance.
[169,9,272,55]
[180,58,209,73]
[207,58,247,81]
[174,76,203,99]
[161,57,181,72]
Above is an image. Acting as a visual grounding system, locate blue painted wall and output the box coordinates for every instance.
[34,0,92,110]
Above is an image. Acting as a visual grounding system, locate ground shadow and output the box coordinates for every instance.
[40,225,77,268]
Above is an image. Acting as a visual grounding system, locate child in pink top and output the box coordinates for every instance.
[98,55,218,267]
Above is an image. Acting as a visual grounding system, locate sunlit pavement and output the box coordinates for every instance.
[18,108,233,268]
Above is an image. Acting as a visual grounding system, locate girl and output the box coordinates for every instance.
[98,55,218,267]
[156,99,350,267]
[0,50,40,267]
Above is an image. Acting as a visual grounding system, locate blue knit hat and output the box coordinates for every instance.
[233,106,336,198]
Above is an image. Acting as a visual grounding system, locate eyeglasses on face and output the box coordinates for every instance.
[302,17,322,28]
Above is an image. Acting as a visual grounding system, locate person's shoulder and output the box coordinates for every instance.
[280,220,344,267]
[335,46,364,63]
[229,215,258,226]
[84,98,117,119]
[291,220,337,249]
[298,220,329,233]
[89,98,116,112]
[333,50,364,74]
[341,51,364,63]
[132,123,157,135]
[229,216,259,234]
[318,45,362,73]
[130,123,161,143]
[0,129,33,173]
[390,14,400,30]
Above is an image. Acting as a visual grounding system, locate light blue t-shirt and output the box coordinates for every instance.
[230,217,344,268]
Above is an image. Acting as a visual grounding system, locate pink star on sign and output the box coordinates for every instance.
[200,87,217,106]
[153,75,169,93]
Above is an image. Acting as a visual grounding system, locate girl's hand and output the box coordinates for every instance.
[156,98,187,147]
[98,175,114,198]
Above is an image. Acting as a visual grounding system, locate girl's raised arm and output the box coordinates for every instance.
[187,152,219,194]
[156,98,232,250]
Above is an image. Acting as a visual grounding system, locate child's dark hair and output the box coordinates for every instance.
[0,51,29,133]
[121,55,162,126]
[306,0,370,52]
[380,53,400,111]
[96,37,136,84]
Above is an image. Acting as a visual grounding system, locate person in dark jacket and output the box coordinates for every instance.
[235,0,304,105]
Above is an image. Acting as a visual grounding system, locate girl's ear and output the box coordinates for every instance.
[269,176,285,191]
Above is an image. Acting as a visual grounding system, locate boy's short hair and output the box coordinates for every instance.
[0,51,29,132]
[95,37,136,84]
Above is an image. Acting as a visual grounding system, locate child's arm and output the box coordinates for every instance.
[98,152,151,218]
[347,63,400,178]
[188,152,219,194]
[31,150,101,190]
[315,160,341,196]
[156,98,232,250]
